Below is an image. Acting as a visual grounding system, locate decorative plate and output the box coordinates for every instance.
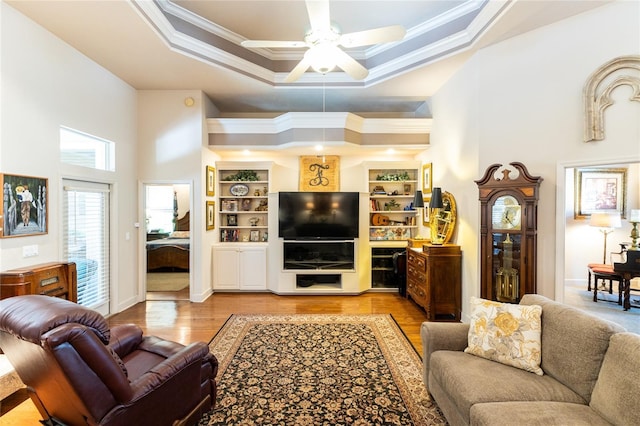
[230,183,250,196]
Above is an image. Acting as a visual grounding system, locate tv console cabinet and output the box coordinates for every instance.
[283,240,355,271]
[274,239,367,293]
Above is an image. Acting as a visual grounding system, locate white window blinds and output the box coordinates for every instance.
[63,180,110,315]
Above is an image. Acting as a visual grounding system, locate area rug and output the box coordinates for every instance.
[200,314,446,425]
[146,272,189,292]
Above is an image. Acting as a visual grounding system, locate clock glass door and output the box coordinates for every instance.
[491,232,522,302]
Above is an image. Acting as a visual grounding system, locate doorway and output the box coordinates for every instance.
[144,183,191,301]
[558,159,640,333]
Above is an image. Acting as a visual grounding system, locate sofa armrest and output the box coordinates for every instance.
[421,322,469,384]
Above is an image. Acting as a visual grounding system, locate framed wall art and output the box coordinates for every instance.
[206,201,215,230]
[299,155,340,191]
[422,194,431,225]
[574,167,627,218]
[422,163,433,194]
[206,165,215,197]
[0,174,48,238]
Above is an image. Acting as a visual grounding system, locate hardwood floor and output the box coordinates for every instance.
[0,291,429,424]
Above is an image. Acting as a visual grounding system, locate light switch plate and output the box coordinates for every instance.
[23,245,39,257]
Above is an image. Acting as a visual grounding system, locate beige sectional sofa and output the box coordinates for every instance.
[421,294,640,425]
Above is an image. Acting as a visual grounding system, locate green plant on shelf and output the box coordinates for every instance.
[222,170,260,181]
[384,199,401,210]
[376,171,411,181]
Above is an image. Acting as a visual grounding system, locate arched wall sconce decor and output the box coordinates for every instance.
[583,55,640,142]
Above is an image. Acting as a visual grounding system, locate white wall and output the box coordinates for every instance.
[0,3,139,313]
[429,0,640,317]
[137,90,216,302]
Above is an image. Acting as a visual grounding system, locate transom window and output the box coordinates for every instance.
[60,126,114,171]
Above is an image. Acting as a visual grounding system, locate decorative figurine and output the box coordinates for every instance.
[255,200,268,211]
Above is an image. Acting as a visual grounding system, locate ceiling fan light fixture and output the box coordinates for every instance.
[305,44,336,74]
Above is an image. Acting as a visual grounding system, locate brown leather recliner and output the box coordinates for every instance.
[0,295,218,426]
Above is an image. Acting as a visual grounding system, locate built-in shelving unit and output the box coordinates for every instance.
[371,246,406,289]
[218,165,271,243]
[366,163,420,241]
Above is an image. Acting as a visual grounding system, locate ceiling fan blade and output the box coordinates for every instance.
[305,0,331,31]
[331,46,369,80]
[241,40,306,48]
[340,25,406,48]
[284,56,312,82]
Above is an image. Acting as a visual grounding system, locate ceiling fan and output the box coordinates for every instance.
[240,0,406,82]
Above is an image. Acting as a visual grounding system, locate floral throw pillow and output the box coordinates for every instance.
[464,297,543,375]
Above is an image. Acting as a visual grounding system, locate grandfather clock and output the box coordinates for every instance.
[475,162,542,303]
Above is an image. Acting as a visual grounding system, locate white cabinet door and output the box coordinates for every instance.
[213,246,267,290]
[239,247,267,290]
[213,247,240,289]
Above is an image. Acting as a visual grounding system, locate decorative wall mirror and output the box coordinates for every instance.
[434,191,457,244]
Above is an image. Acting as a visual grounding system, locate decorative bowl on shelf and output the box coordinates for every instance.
[230,183,249,196]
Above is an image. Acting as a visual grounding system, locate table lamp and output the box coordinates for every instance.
[429,187,444,244]
[590,212,622,263]
[629,209,640,250]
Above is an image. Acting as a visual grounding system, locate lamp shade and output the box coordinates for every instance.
[430,187,444,209]
[630,209,640,222]
[413,190,425,208]
[589,212,622,228]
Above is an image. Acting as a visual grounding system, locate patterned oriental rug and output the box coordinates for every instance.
[200,314,446,425]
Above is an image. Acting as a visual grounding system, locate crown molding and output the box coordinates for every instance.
[132,0,503,88]
[207,112,432,135]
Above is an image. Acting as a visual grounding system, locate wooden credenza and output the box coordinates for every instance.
[407,245,461,321]
[0,262,77,302]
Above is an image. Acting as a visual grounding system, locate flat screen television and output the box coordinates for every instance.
[278,192,359,240]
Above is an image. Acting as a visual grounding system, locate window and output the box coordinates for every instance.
[146,186,177,233]
[63,180,110,315]
[60,126,115,171]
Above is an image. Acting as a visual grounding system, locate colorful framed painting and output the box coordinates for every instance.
[206,201,215,231]
[0,174,48,238]
[206,166,215,197]
[574,167,627,218]
[299,155,340,191]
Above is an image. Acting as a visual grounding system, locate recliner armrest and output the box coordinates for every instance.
[137,335,189,358]
[128,342,210,400]
[421,322,469,384]
[108,324,143,358]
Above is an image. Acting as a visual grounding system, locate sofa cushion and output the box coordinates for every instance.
[470,401,612,426]
[590,332,640,425]
[520,294,625,403]
[429,351,585,424]
[464,297,543,375]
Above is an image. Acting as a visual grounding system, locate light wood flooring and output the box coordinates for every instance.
[0,291,428,425]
